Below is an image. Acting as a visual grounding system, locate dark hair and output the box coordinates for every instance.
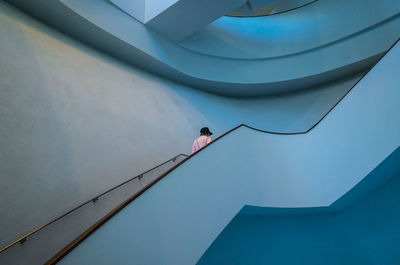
[200,127,213,136]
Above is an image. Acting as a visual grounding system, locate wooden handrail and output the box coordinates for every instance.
[45,124,243,265]
[45,37,400,264]
[0,153,188,254]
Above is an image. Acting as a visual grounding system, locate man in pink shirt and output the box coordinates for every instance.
[192,127,213,154]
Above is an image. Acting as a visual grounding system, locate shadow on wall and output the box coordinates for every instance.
[172,72,364,134]
[0,1,211,248]
[198,147,400,265]
[0,9,76,247]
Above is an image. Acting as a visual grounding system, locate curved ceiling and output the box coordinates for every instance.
[4,0,400,97]
[227,0,318,17]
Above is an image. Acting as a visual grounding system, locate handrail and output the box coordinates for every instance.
[0,153,188,254]
[45,37,400,264]
[225,0,319,18]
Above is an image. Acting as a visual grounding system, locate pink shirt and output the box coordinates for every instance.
[192,135,212,154]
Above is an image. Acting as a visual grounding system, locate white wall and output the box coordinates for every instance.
[109,0,146,23]
[181,0,400,59]
[59,0,399,96]
[58,38,400,265]
[0,1,362,248]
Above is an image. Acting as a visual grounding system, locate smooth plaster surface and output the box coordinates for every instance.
[5,0,399,96]
[198,157,400,265]
[146,0,246,41]
[0,155,187,265]
[58,0,399,93]
[57,35,400,265]
[180,0,400,59]
[0,1,362,248]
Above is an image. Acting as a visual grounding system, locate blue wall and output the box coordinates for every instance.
[57,36,400,265]
[181,0,400,59]
[0,1,361,248]
[12,0,398,96]
[198,148,400,265]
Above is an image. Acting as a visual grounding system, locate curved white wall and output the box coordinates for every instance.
[180,0,400,59]
[58,39,400,265]
[37,0,400,95]
[0,1,362,248]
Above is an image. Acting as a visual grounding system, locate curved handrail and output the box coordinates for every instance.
[0,153,188,254]
[225,0,319,18]
[45,37,400,264]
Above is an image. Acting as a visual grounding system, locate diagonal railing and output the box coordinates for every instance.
[0,153,188,256]
[45,38,400,265]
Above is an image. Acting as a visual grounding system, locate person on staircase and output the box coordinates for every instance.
[192,127,213,154]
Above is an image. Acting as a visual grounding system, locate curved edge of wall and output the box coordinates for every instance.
[0,0,373,249]
[179,0,400,59]
[198,157,400,264]
[7,0,398,96]
[239,145,400,215]
[56,38,400,265]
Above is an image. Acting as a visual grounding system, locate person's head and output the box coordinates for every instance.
[200,127,213,136]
